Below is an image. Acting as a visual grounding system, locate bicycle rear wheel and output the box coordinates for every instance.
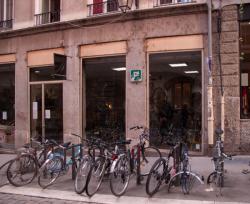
[38,156,63,189]
[140,146,161,176]
[74,156,92,194]
[86,157,105,197]
[7,154,37,187]
[146,158,166,197]
[0,160,13,187]
[110,155,130,197]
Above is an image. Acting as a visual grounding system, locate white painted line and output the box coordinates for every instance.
[0,185,247,204]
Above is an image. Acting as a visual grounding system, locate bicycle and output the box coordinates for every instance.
[86,139,129,197]
[6,138,55,187]
[168,143,204,194]
[74,135,105,194]
[146,142,181,196]
[109,126,162,197]
[38,137,81,189]
[207,128,234,196]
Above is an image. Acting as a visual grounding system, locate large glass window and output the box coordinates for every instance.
[0,64,15,147]
[83,56,126,142]
[149,51,202,151]
[240,5,250,119]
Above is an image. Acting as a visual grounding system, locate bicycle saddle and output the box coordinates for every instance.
[215,128,223,135]
[62,142,71,148]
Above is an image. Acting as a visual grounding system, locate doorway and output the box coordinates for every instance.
[30,83,63,142]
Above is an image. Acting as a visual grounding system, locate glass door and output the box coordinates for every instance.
[30,83,63,142]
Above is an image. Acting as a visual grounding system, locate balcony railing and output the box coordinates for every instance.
[154,0,195,7]
[87,0,119,17]
[35,10,60,26]
[0,19,13,30]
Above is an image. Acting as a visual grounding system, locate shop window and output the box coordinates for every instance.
[0,0,13,29]
[83,56,126,142]
[30,54,66,81]
[240,4,250,119]
[0,64,15,147]
[149,51,202,151]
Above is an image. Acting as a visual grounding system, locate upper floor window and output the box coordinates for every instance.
[154,0,194,7]
[87,0,119,16]
[35,0,60,25]
[0,0,13,30]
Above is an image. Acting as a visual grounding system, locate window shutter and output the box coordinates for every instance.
[93,0,103,14]
[6,0,13,20]
[0,0,4,21]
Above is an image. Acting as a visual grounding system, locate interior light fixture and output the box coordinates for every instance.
[112,67,126,71]
[184,71,199,74]
[169,63,188,67]
[34,70,40,73]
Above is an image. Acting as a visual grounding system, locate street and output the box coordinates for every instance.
[0,154,250,204]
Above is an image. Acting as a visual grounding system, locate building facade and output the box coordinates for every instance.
[0,0,249,155]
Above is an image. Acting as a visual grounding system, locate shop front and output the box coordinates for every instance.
[0,54,15,149]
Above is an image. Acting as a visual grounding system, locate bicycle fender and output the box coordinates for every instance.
[110,159,118,173]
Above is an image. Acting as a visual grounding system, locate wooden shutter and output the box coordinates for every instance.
[93,0,103,14]
[0,0,4,21]
[6,0,13,20]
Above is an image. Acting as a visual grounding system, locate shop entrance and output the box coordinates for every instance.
[30,83,63,142]
[83,56,126,142]
[0,63,15,148]
[149,51,202,151]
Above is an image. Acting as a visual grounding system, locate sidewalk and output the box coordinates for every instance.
[0,154,250,204]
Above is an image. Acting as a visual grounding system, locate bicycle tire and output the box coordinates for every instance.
[74,156,92,194]
[140,146,162,177]
[146,157,166,197]
[86,157,106,197]
[0,160,13,187]
[7,154,37,187]
[181,172,197,194]
[38,156,63,189]
[110,155,131,197]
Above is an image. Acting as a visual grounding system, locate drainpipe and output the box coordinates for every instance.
[207,0,214,146]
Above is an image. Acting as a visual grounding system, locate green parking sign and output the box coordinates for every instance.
[130,69,142,82]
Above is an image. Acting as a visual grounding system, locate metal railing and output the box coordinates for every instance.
[87,0,119,16]
[35,10,60,26]
[0,19,13,30]
[154,0,195,7]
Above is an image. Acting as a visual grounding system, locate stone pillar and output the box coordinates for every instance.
[126,38,147,145]
[63,44,81,144]
[218,5,240,152]
[15,50,29,148]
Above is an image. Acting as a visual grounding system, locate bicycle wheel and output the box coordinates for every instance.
[181,172,198,194]
[110,155,131,197]
[38,156,63,189]
[86,157,105,197]
[146,158,166,197]
[0,160,13,187]
[7,154,37,187]
[74,156,92,194]
[140,146,162,176]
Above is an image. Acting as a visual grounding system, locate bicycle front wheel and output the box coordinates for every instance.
[74,156,92,194]
[86,157,105,197]
[38,156,63,189]
[140,146,162,176]
[7,154,37,187]
[110,155,131,197]
[146,157,166,197]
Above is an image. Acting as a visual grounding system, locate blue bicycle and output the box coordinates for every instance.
[38,139,81,189]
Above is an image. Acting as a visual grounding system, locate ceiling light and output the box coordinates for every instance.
[112,67,126,71]
[169,63,188,67]
[34,70,40,73]
[185,71,199,74]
